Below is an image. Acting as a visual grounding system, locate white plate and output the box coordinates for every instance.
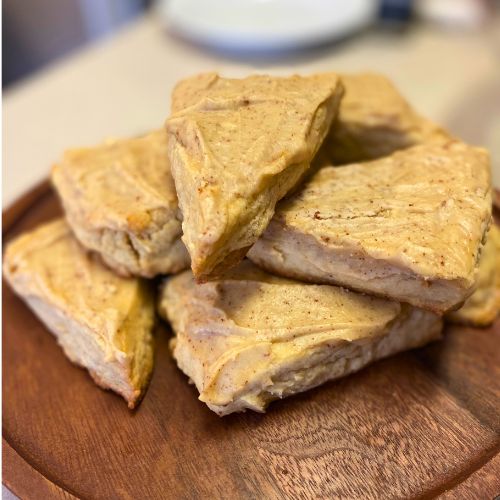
[158,0,377,53]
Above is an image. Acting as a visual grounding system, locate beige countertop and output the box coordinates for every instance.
[3,12,500,206]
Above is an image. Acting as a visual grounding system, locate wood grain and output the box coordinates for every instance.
[3,439,77,500]
[3,186,500,500]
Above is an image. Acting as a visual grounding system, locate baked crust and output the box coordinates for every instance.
[158,261,442,415]
[248,141,492,313]
[166,72,344,280]
[447,226,500,326]
[326,72,449,164]
[52,130,190,278]
[3,219,155,408]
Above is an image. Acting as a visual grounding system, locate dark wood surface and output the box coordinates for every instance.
[3,184,500,500]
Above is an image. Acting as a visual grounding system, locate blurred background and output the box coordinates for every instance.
[4,0,498,87]
[3,0,152,87]
[3,0,500,207]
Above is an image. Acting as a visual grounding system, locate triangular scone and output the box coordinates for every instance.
[170,71,220,113]
[447,226,500,326]
[158,261,441,416]
[3,219,155,408]
[166,72,344,280]
[52,130,189,278]
[325,73,449,165]
[248,141,492,313]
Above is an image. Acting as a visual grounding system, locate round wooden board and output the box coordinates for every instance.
[3,183,500,500]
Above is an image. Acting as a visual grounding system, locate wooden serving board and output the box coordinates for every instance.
[3,183,500,499]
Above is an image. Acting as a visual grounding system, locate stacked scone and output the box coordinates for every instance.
[4,72,497,415]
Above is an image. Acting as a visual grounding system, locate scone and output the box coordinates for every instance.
[325,72,449,164]
[166,72,344,280]
[52,129,190,278]
[248,141,492,313]
[447,226,500,326]
[158,261,442,416]
[3,219,155,408]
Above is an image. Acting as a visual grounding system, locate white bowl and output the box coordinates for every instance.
[158,0,377,53]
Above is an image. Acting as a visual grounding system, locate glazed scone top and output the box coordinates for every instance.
[447,225,500,325]
[3,219,153,356]
[166,72,344,279]
[52,130,180,233]
[338,73,438,133]
[173,261,401,339]
[327,72,448,163]
[170,71,220,113]
[255,141,491,283]
[161,261,404,404]
[171,71,340,114]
